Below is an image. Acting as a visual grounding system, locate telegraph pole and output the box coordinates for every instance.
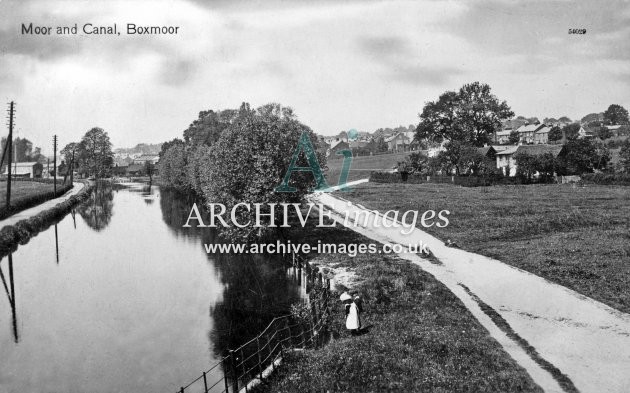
[5,102,15,209]
[53,135,58,196]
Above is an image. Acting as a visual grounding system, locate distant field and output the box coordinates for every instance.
[324,151,409,184]
[342,182,630,313]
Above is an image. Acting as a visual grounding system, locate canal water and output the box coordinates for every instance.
[0,183,306,393]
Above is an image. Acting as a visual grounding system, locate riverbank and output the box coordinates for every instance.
[0,181,92,257]
[255,222,542,392]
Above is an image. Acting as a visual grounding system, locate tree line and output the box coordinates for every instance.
[158,102,327,240]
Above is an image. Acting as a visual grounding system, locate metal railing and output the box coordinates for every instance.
[176,257,332,393]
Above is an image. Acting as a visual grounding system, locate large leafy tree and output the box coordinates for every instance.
[77,127,113,178]
[416,82,514,147]
[559,139,610,175]
[548,126,563,143]
[200,103,326,240]
[603,104,629,125]
[158,142,188,190]
[183,108,240,146]
[564,123,581,141]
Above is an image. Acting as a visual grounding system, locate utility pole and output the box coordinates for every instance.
[70,147,75,184]
[5,102,15,209]
[52,135,58,196]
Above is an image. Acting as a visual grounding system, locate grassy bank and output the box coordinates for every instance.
[255,223,542,392]
[342,182,630,313]
[325,151,408,184]
[0,180,71,220]
[0,181,92,258]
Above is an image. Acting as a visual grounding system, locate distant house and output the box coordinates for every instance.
[516,123,545,144]
[496,144,565,176]
[495,129,513,144]
[478,146,496,160]
[329,140,350,157]
[384,132,411,151]
[133,155,159,166]
[2,162,44,178]
[579,126,596,139]
[534,126,552,144]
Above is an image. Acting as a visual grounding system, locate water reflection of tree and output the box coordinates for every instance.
[77,181,115,231]
[209,253,302,357]
[158,187,302,357]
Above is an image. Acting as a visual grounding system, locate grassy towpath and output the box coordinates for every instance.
[254,221,543,392]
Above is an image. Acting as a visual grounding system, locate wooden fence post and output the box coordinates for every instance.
[230,349,238,393]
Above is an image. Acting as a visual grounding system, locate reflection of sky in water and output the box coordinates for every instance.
[0,185,304,393]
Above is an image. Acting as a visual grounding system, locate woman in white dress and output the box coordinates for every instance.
[341,292,362,334]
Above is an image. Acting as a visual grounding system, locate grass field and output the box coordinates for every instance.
[342,182,630,313]
[0,180,65,220]
[0,181,56,204]
[255,223,542,392]
[324,151,409,184]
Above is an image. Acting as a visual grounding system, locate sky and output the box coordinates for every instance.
[0,0,629,153]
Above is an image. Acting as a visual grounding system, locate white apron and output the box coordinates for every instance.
[346,302,360,330]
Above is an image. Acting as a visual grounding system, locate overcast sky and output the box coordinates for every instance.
[1,0,629,153]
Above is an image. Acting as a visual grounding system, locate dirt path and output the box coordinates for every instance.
[0,182,85,230]
[313,185,630,393]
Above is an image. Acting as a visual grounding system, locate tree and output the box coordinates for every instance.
[619,139,630,172]
[581,113,602,125]
[405,151,429,174]
[558,116,572,123]
[200,103,326,240]
[416,82,514,147]
[60,142,78,183]
[548,126,563,143]
[183,108,240,147]
[458,146,486,175]
[514,152,538,182]
[77,127,113,178]
[564,123,581,141]
[535,152,557,182]
[603,104,629,125]
[508,130,520,144]
[158,143,188,190]
[159,138,184,158]
[559,139,609,175]
[596,127,613,140]
[144,161,156,183]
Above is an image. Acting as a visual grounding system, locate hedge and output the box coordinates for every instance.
[581,172,630,186]
[0,182,93,258]
[368,172,526,187]
[0,182,74,220]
